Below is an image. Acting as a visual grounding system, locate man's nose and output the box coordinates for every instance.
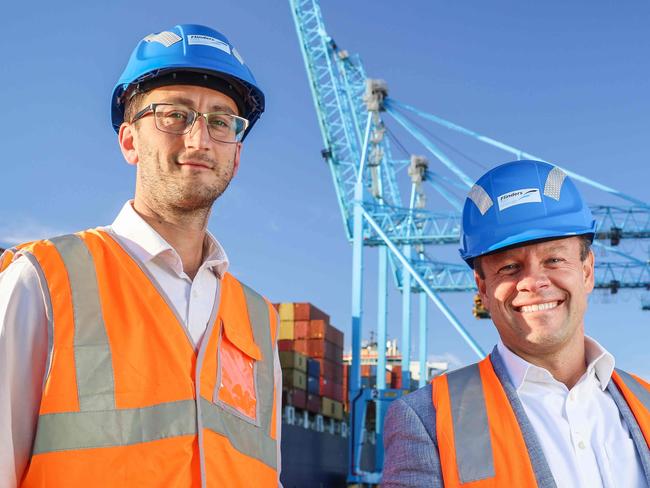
[516,264,551,293]
[185,115,212,150]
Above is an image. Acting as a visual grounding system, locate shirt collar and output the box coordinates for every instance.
[497,336,615,392]
[108,201,229,278]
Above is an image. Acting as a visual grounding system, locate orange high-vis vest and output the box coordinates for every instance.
[4,230,279,487]
[432,355,650,487]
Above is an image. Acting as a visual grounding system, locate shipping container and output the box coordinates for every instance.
[313,358,343,383]
[319,377,343,402]
[307,358,321,378]
[303,320,344,348]
[282,388,307,410]
[293,302,330,322]
[321,397,344,420]
[282,369,307,391]
[306,393,321,413]
[307,375,320,395]
[293,338,342,362]
[292,320,310,339]
[278,320,295,341]
[279,351,308,373]
[279,302,294,322]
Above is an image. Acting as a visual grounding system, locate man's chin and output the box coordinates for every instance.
[171,193,220,212]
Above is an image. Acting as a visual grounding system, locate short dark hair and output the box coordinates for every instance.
[474,234,593,279]
[123,90,148,125]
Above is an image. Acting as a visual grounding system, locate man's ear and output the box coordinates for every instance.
[474,269,489,311]
[118,123,139,166]
[583,249,595,293]
[232,142,242,177]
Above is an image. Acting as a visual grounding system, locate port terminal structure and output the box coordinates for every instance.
[289,0,650,484]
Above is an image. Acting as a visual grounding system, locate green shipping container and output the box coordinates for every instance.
[282,368,307,391]
[279,351,308,373]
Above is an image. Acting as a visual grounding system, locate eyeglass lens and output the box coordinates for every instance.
[153,104,246,142]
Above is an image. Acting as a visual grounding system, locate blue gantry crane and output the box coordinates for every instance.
[289,0,650,483]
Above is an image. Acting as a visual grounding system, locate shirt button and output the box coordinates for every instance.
[578,441,586,450]
[569,391,576,401]
[192,289,199,298]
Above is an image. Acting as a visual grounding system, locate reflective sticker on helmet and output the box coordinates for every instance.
[143,31,182,48]
[544,166,567,201]
[468,184,493,216]
[187,34,231,54]
[497,188,541,211]
[232,48,245,65]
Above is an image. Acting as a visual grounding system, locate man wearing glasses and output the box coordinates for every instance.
[0,24,282,486]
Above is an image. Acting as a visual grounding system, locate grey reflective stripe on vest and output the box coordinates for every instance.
[201,398,277,469]
[32,399,197,454]
[446,363,495,483]
[616,369,650,410]
[50,234,115,411]
[199,282,277,469]
[241,283,275,435]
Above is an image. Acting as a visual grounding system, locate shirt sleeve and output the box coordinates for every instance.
[0,256,48,487]
[273,336,283,487]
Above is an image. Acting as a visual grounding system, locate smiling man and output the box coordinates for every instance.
[382,160,650,487]
[0,25,282,487]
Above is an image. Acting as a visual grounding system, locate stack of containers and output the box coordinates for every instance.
[276,303,308,410]
[306,358,321,413]
[275,302,345,421]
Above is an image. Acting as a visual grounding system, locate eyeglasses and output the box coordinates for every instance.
[131,103,249,143]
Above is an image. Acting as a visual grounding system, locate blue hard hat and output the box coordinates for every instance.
[459,160,596,268]
[111,24,265,140]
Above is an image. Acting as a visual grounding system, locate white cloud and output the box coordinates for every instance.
[428,352,464,370]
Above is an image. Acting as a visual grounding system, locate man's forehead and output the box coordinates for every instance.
[487,236,579,261]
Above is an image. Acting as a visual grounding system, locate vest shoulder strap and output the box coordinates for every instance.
[432,355,540,487]
[612,369,650,449]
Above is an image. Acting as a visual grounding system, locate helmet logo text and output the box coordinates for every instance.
[187,34,231,54]
[497,188,541,211]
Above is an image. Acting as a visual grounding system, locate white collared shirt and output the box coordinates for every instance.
[498,338,647,488]
[110,202,229,347]
[0,202,282,487]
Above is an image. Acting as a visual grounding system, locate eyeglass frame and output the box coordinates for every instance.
[130,103,249,144]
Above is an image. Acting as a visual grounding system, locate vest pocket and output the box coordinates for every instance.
[213,326,261,425]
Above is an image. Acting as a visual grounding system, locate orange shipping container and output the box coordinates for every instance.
[293,302,330,322]
[292,320,310,339]
[305,320,344,348]
[293,339,341,361]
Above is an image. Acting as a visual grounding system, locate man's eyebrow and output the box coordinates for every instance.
[159,97,236,114]
[545,243,570,253]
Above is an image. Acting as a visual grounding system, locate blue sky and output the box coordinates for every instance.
[2,1,648,375]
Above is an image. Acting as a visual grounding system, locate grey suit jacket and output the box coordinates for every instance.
[382,347,650,487]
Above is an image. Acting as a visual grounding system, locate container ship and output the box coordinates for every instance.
[274,301,447,487]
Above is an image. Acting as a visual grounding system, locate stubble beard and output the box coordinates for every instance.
[138,144,235,216]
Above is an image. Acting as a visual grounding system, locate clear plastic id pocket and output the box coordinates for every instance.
[214,319,262,423]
